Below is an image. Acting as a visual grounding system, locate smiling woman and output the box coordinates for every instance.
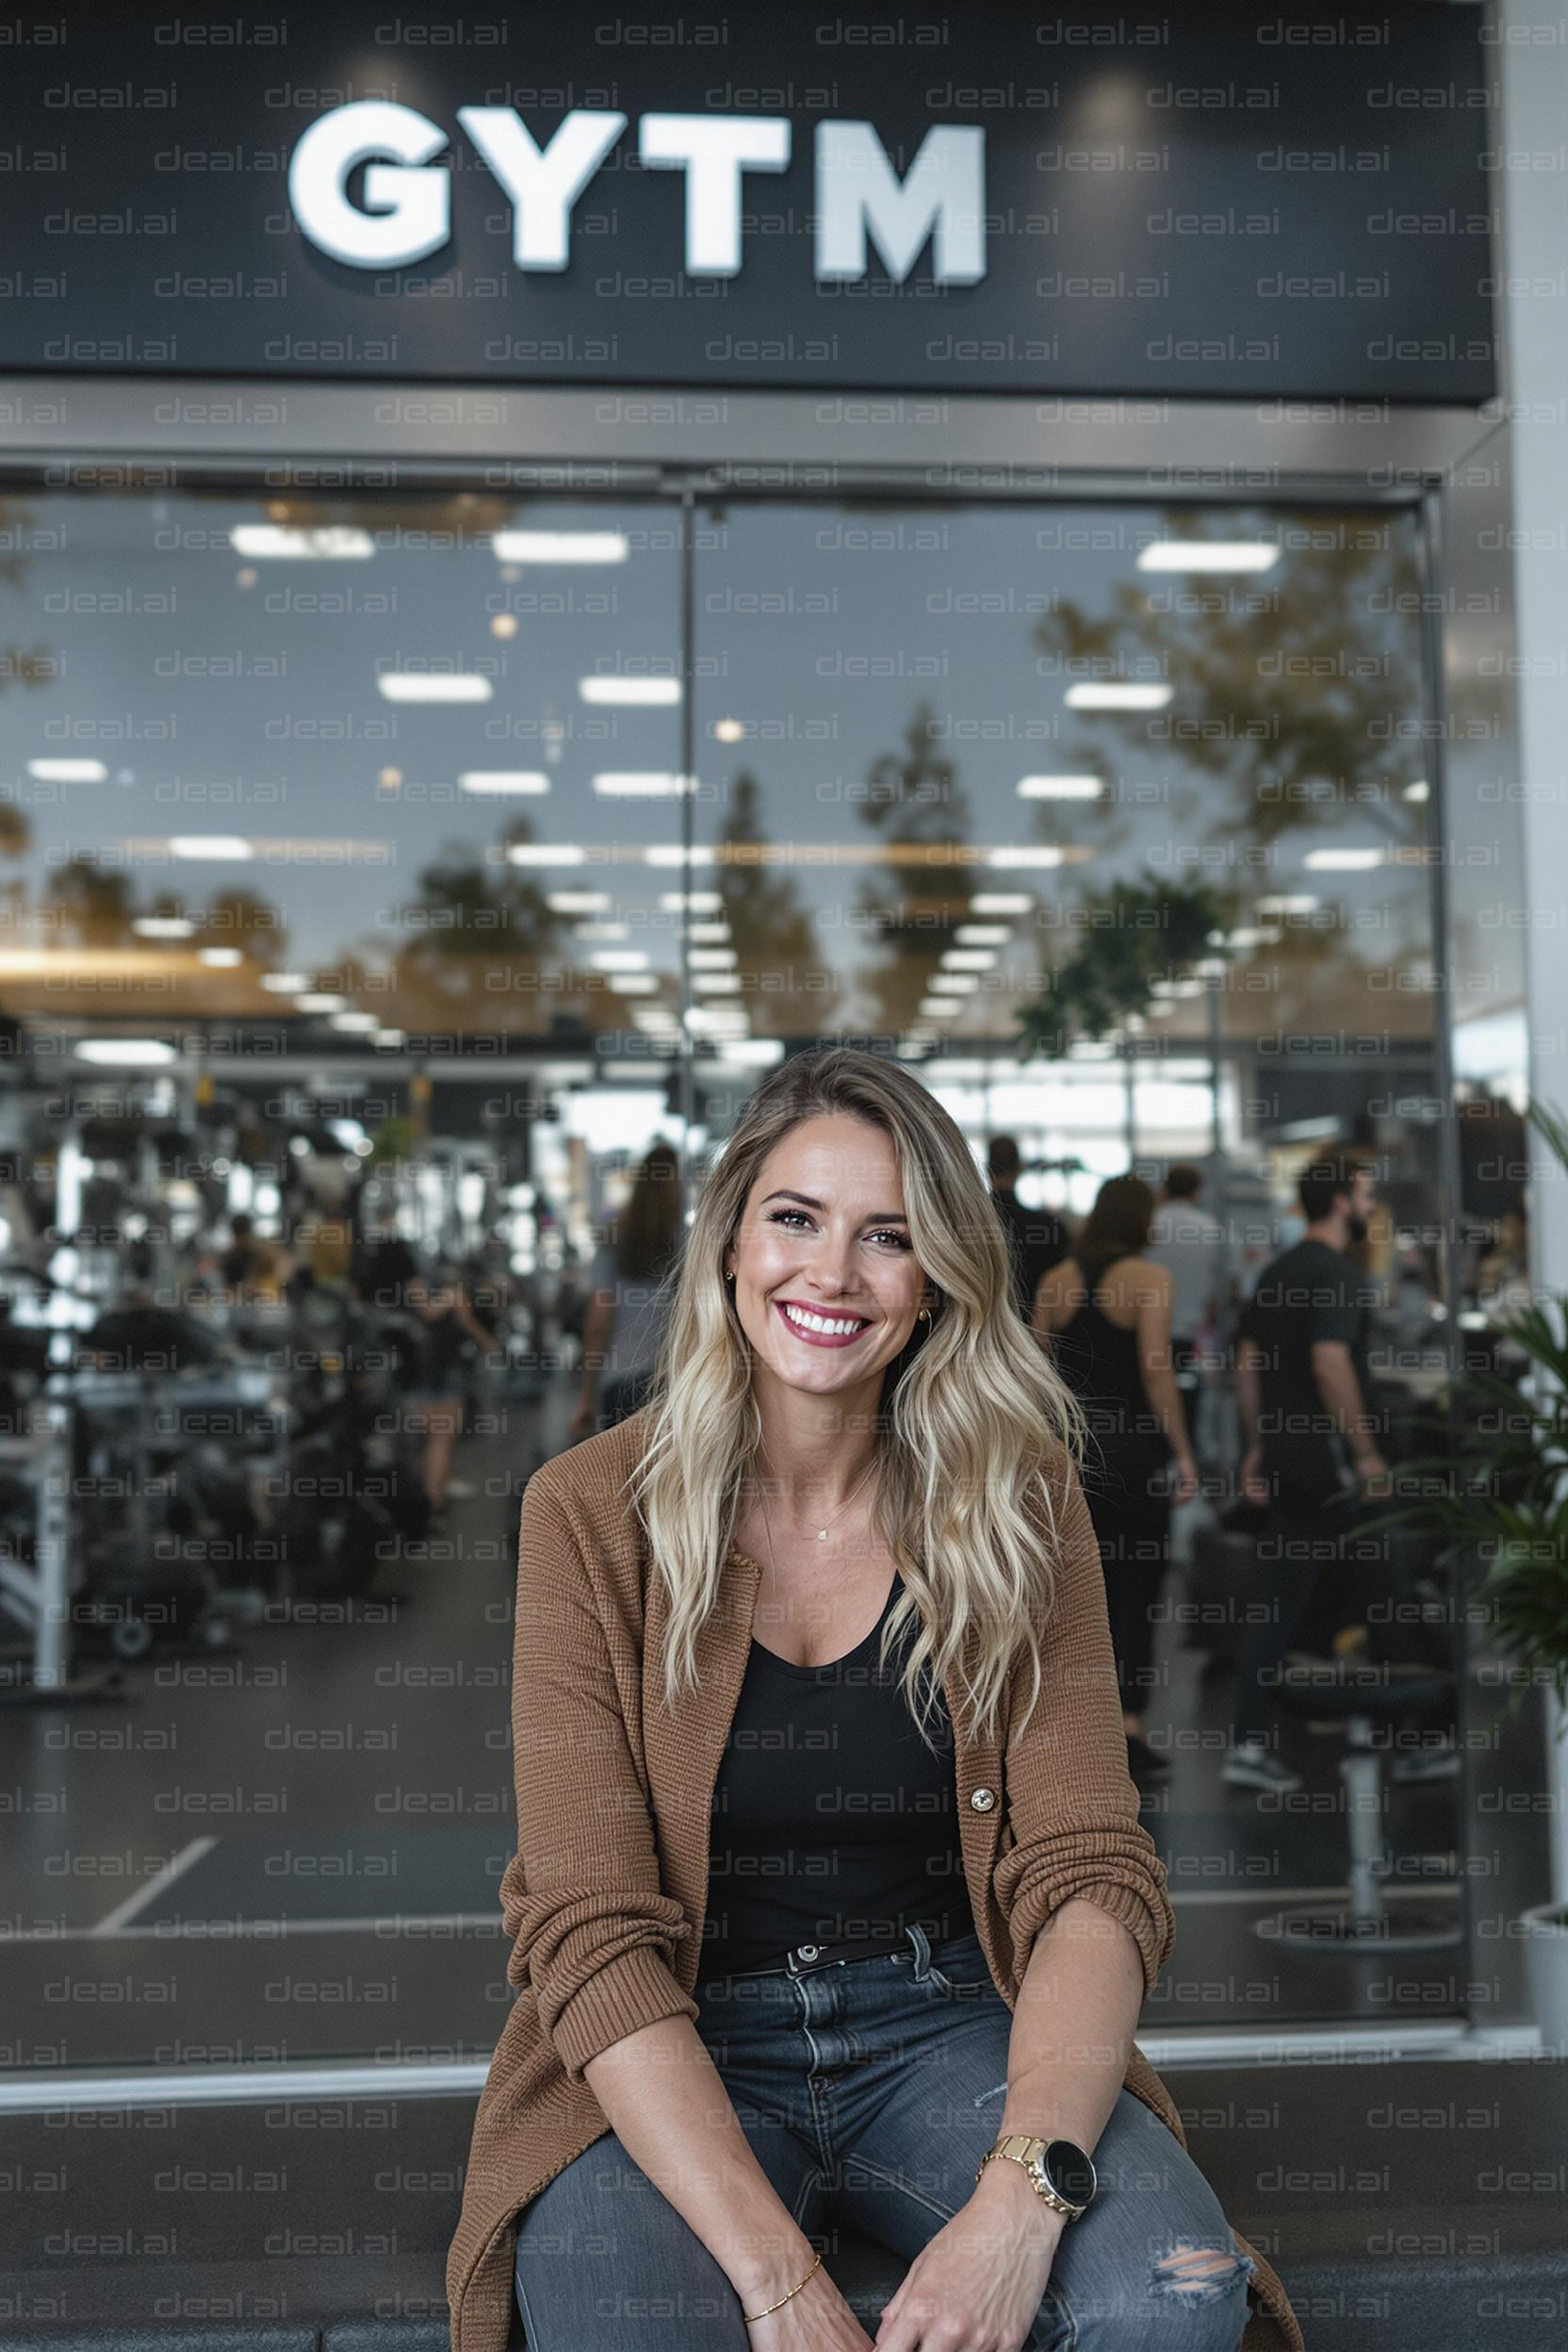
[449,1042,1301,2352]
[638,1047,1089,1756]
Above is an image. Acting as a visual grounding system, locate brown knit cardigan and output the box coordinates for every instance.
[447,1407,1305,2352]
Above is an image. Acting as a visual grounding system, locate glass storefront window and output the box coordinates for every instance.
[0,481,1492,2078]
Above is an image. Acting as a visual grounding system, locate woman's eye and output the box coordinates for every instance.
[766,1209,909,1250]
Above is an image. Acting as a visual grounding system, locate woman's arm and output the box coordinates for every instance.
[573,1288,615,1429]
[990,1892,1143,2150]
[581,2015,820,2309]
[454,1286,497,1348]
[1029,1261,1072,1348]
[1235,1332,1267,1501]
[992,1451,1177,1991]
[506,1477,833,2319]
[873,1461,1169,2352]
[1133,1265,1197,1492]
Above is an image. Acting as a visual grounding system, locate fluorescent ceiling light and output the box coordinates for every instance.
[493,531,628,564]
[1064,683,1172,710]
[613,973,660,994]
[927,973,979,994]
[27,758,106,782]
[685,1005,748,1035]
[1303,848,1386,871]
[169,835,253,859]
[918,999,956,1019]
[955,925,1011,945]
[987,848,1066,869]
[507,843,585,865]
[713,718,746,743]
[715,1038,785,1067]
[1258,894,1320,916]
[693,972,743,993]
[197,947,243,967]
[688,922,730,943]
[547,890,612,913]
[329,1011,380,1032]
[376,674,493,703]
[972,893,1033,915]
[74,1038,177,1067]
[661,890,723,911]
[1017,775,1102,799]
[1136,541,1279,573]
[133,916,194,939]
[575,922,629,941]
[295,993,348,1013]
[260,972,311,991]
[941,950,997,972]
[645,845,715,867]
[578,677,681,705]
[1404,779,1429,803]
[460,771,548,794]
[689,948,736,971]
[231,526,373,560]
[589,951,651,972]
[592,773,694,797]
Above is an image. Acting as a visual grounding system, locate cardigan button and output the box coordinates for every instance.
[970,1787,996,1813]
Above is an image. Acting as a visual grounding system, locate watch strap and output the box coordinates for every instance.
[975,2132,1086,2222]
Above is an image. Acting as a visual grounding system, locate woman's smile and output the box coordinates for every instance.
[775,1298,873,1348]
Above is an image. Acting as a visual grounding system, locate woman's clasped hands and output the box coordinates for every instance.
[744,2182,1063,2352]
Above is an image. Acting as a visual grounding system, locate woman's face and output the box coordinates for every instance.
[725,1114,934,1401]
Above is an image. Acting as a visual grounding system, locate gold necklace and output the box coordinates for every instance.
[757,1446,880,1544]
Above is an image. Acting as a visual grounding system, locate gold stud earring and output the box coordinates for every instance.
[918,1304,932,1325]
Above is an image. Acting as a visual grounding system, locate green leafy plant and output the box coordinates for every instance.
[1014,878,1233,1059]
[1376,1099,1568,1741]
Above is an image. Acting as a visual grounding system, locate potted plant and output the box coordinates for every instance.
[1379,1099,1568,2050]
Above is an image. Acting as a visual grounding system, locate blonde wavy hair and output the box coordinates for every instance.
[627,1046,1086,1756]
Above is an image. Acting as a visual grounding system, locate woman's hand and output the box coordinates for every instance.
[874,2180,1063,2352]
[1172,1451,1200,1506]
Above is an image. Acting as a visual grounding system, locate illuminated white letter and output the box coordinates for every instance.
[456,107,627,270]
[815,122,985,285]
[288,100,450,270]
[637,114,791,277]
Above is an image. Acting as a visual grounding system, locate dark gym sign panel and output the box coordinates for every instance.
[2,4,1494,400]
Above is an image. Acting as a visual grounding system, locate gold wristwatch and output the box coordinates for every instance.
[975,2133,1097,2223]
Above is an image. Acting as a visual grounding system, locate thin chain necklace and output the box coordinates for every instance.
[757,1445,880,1544]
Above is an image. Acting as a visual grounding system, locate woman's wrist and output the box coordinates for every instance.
[972,2150,1070,2247]
[730,2230,821,2310]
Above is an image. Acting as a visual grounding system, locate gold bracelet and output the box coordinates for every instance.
[742,2249,824,2323]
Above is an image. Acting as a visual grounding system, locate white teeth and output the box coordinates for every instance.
[781,1302,867,1337]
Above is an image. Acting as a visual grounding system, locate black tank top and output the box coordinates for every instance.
[698,1570,976,1982]
[1052,1252,1171,1494]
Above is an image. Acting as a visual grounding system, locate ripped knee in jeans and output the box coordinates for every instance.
[1151,2238,1258,2307]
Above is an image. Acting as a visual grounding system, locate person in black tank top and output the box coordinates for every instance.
[700,1564,975,1982]
[1033,1177,1196,1780]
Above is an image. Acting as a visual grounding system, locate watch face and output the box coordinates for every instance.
[1043,2139,1097,2207]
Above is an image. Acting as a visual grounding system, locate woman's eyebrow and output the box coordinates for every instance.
[760,1188,909,1221]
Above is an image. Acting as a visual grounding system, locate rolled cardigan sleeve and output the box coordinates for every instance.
[500,1475,698,2085]
[991,1452,1177,1999]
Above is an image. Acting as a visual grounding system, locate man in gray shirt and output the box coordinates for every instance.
[1147,1165,1228,1359]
